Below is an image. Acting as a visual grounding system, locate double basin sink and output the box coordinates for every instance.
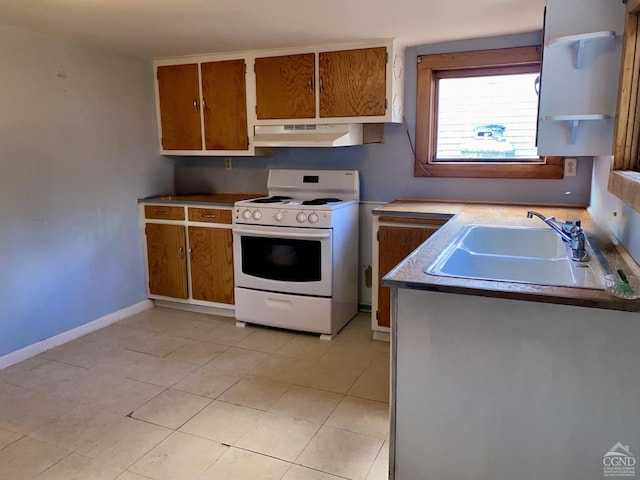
[426,224,605,289]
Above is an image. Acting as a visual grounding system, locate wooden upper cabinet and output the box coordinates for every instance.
[255,53,316,119]
[145,223,188,299]
[156,64,202,150]
[201,59,249,150]
[188,226,235,304]
[319,47,387,118]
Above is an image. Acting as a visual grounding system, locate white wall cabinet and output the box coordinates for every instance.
[537,0,625,156]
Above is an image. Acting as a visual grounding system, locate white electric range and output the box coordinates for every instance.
[232,169,360,339]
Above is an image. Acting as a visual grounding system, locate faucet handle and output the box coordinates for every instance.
[561,219,582,234]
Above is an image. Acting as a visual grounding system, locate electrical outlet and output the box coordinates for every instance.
[564,158,577,177]
[225,158,232,170]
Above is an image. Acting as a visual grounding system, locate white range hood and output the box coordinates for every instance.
[253,124,363,147]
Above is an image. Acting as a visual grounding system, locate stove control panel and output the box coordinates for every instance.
[234,207,333,228]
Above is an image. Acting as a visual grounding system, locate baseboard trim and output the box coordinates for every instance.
[358,303,372,313]
[373,330,391,342]
[0,299,153,370]
[154,299,235,318]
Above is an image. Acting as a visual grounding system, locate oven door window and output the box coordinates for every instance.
[241,236,322,282]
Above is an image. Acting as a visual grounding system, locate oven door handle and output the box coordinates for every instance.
[233,227,331,239]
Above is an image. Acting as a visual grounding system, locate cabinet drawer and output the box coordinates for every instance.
[188,207,232,224]
[144,205,185,220]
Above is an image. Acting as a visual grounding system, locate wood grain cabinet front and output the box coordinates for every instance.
[145,223,189,299]
[201,59,249,150]
[373,216,448,336]
[188,207,232,224]
[144,205,185,220]
[188,226,235,304]
[155,59,249,153]
[255,53,316,119]
[156,64,203,151]
[319,47,387,118]
[143,204,236,307]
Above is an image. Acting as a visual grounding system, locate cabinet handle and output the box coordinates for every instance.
[154,210,170,216]
[202,99,206,111]
[308,78,313,93]
[319,77,324,92]
[201,213,217,218]
[178,246,184,259]
[193,100,198,112]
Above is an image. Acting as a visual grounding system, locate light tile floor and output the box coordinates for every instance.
[0,308,390,480]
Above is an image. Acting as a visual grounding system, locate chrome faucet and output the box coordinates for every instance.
[527,211,588,261]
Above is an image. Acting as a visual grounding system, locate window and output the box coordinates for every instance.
[415,46,563,178]
[610,0,640,212]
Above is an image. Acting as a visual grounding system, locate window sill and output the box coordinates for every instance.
[608,170,640,212]
[414,156,564,179]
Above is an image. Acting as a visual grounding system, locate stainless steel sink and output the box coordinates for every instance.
[426,225,605,289]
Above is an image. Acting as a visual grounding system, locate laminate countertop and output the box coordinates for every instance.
[378,199,640,313]
[138,193,266,207]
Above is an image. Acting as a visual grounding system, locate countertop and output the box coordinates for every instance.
[138,193,266,207]
[379,199,640,312]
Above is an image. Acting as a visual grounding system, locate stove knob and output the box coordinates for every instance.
[274,212,284,222]
[308,213,319,224]
[242,209,252,220]
[252,210,262,220]
[296,212,307,223]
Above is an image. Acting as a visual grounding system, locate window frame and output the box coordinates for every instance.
[609,0,640,212]
[415,46,564,179]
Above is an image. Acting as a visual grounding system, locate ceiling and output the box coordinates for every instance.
[0,0,545,58]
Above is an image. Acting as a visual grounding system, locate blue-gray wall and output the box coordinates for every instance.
[0,26,173,357]
[590,157,640,265]
[174,32,592,206]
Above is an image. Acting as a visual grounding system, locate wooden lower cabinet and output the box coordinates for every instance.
[374,217,447,330]
[143,204,235,307]
[145,223,188,299]
[189,226,234,304]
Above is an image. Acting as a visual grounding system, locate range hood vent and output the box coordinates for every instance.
[253,124,364,147]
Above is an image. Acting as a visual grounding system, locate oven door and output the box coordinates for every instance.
[233,225,332,297]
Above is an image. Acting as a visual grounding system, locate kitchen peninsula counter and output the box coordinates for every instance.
[377,199,640,312]
[386,200,640,480]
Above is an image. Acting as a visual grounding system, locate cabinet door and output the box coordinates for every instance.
[145,223,188,299]
[319,47,386,118]
[377,226,436,328]
[156,64,202,150]
[255,53,316,119]
[189,226,234,304]
[201,59,249,150]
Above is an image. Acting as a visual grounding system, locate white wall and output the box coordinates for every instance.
[395,288,640,479]
[0,26,173,357]
[589,156,640,265]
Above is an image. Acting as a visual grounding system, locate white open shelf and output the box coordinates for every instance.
[548,31,616,69]
[544,114,612,144]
